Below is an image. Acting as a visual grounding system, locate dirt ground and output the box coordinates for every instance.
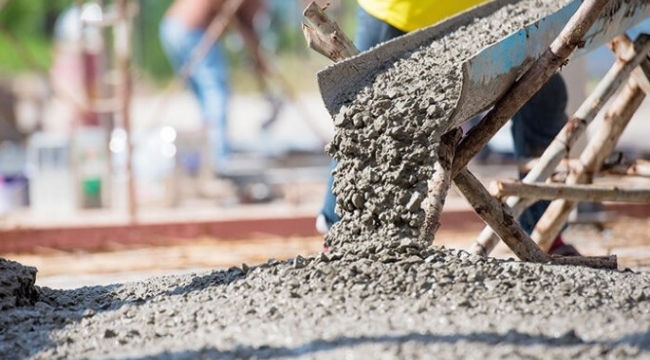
[6,216,650,290]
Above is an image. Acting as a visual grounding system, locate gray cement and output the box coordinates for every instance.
[0,258,38,310]
[1,249,650,359]
[2,1,649,359]
[324,0,571,255]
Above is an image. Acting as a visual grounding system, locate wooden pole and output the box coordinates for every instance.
[605,159,650,177]
[301,1,359,62]
[115,0,137,223]
[551,254,617,270]
[451,0,611,175]
[454,169,617,268]
[469,34,650,256]
[491,180,650,203]
[420,128,462,245]
[453,168,552,262]
[533,62,649,250]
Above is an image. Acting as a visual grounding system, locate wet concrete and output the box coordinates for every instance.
[325,0,571,255]
[0,258,38,310]
[2,248,650,359]
[2,1,649,359]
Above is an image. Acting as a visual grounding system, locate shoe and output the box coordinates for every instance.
[548,236,581,257]
[316,213,331,235]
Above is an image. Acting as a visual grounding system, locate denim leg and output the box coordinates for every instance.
[191,43,231,172]
[512,73,568,234]
[320,7,406,226]
[354,6,406,52]
[320,159,341,225]
[159,18,231,173]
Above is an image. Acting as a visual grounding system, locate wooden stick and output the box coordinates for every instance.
[420,128,462,245]
[533,64,648,250]
[453,168,552,262]
[470,33,650,256]
[115,0,137,223]
[551,255,618,270]
[451,0,611,175]
[601,164,650,177]
[491,180,650,203]
[517,157,572,174]
[521,156,650,178]
[301,1,359,62]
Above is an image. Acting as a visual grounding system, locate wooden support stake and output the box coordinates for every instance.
[470,33,650,256]
[453,168,552,262]
[420,128,462,245]
[612,34,650,95]
[517,156,650,176]
[551,254,617,270]
[533,64,648,250]
[301,1,359,62]
[115,0,137,223]
[601,159,650,177]
[455,170,618,269]
[492,180,650,203]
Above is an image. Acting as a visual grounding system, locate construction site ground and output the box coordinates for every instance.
[5,162,650,290]
[4,92,650,289]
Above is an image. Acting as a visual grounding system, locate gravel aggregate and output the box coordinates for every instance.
[2,1,649,359]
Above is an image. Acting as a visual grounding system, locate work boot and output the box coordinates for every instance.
[548,236,581,256]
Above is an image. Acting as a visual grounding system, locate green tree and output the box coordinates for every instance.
[0,0,68,73]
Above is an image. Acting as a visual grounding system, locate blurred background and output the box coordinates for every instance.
[0,0,357,216]
[1,0,650,288]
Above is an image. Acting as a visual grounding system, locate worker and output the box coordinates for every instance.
[316,0,581,256]
[159,0,263,176]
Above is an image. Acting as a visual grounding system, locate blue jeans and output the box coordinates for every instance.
[513,72,568,234]
[159,18,231,173]
[320,6,568,236]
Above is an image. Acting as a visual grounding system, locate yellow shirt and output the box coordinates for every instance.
[358,0,490,32]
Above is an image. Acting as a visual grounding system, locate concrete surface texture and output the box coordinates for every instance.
[2,1,650,359]
[325,0,571,253]
[2,246,650,359]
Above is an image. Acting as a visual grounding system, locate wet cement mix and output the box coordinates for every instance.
[2,1,650,359]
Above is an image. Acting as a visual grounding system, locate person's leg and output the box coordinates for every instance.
[160,18,230,174]
[317,159,341,232]
[159,18,189,71]
[354,5,406,52]
[318,6,406,231]
[511,73,579,255]
[191,39,230,174]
